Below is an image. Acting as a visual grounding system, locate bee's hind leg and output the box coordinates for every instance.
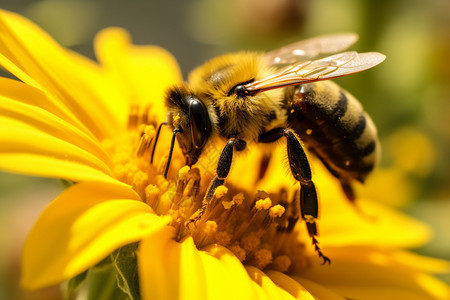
[259,127,330,264]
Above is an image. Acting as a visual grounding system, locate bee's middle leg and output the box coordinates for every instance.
[186,138,245,226]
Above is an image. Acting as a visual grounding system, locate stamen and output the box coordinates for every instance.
[178,166,190,181]
[213,231,231,246]
[202,220,218,234]
[136,125,156,157]
[254,197,272,210]
[232,193,245,205]
[156,184,175,215]
[192,220,218,247]
[222,200,235,210]
[241,233,262,252]
[269,205,285,218]
[228,244,247,261]
[271,255,291,272]
[199,185,229,223]
[128,104,152,129]
[132,170,149,197]
[108,108,314,275]
[128,105,139,128]
[250,248,273,269]
[145,184,160,207]
[213,185,228,198]
[139,105,151,125]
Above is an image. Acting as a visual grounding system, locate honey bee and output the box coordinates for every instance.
[154,33,385,263]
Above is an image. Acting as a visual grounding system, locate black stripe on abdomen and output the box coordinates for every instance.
[359,140,376,157]
[347,114,367,141]
[288,83,378,181]
[330,91,348,118]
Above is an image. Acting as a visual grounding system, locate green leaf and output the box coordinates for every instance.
[64,270,87,300]
[92,253,113,271]
[111,243,141,300]
[86,264,128,300]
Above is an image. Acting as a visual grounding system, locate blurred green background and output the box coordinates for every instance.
[1,0,449,298]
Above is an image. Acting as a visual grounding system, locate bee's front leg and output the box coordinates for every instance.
[259,127,330,264]
[186,138,245,226]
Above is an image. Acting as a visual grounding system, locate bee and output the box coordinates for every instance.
[153,33,385,263]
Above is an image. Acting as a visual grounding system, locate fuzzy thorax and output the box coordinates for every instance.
[187,51,287,141]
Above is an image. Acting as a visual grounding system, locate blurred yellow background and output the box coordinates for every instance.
[1,0,449,298]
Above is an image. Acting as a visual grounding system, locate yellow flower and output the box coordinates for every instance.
[0,9,448,300]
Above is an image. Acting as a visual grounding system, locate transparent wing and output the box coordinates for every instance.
[264,33,359,65]
[245,51,386,94]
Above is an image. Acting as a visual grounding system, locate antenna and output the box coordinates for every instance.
[151,122,167,164]
[164,126,182,178]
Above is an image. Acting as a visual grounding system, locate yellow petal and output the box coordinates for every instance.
[0,89,111,166]
[264,270,325,300]
[0,117,119,184]
[178,236,208,299]
[319,196,432,249]
[95,27,182,121]
[140,235,269,300]
[248,147,432,249]
[285,277,345,300]
[139,226,181,300]
[0,74,94,139]
[21,182,170,290]
[295,247,450,300]
[199,244,263,300]
[246,266,297,300]
[0,9,127,140]
[65,49,130,140]
[391,251,450,274]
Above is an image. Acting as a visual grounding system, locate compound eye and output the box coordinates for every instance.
[188,98,211,149]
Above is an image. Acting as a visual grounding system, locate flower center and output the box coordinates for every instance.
[102,107,312,273]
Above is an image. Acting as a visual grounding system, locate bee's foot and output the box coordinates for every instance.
[184,217,199,229]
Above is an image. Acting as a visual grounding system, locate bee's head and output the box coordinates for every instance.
[165,86,213,167]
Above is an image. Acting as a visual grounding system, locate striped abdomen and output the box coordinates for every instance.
[286,81,380,183]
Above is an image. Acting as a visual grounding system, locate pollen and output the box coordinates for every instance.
[136,125,156,157]
[178,165,190,181]
[104,109,311,276]
[241,233,261,251]
[269,204,285,218]
[201,220,218,234]
[172,113,181,128]
[214,185,228,198]
[272,255,291,272]
[304,214,316,224]
[255,197,272,210]
[133,170,148,195]
[251,248,273,270]
[213,231,231,246]
[228,244,246,261]
[222,200,235,210]
[145,184,160,206]
[232,192,245,205]
[156,191,173,215]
